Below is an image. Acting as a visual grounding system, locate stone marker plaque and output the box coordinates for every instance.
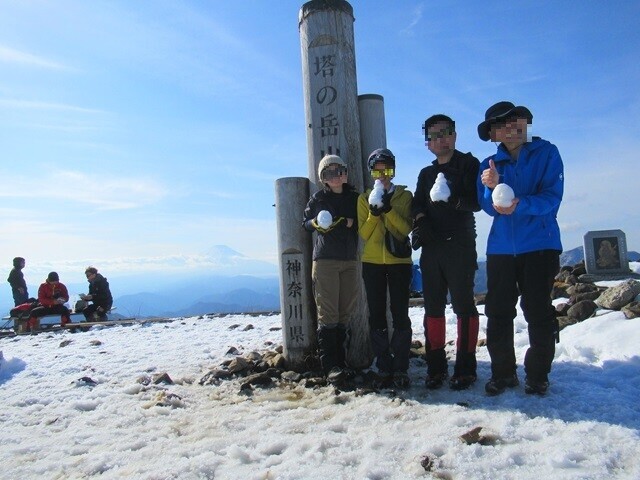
[583,229,629,275]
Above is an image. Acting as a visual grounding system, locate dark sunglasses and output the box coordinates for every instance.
[426,127,454,142]
[491,115,524,129]
[322,166,348,180]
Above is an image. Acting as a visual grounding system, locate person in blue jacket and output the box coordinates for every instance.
[477,101,563,396]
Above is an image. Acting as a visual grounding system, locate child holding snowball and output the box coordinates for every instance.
[358,148,414,389]
[302,154,359,384]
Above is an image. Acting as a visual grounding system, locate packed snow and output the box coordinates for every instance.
[1,276,639,479]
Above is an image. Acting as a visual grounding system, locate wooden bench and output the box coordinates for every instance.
[3,307,117,333]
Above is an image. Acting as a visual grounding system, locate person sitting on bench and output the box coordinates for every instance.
[80,266,113,322]
[28,272,71,330]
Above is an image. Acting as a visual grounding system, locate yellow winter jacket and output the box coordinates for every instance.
[358,185,413,265]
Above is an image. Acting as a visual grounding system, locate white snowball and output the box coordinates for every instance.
[317,210,333,229]
[492,183,515,207]
[368,179,385,208]
[430,172,450,202]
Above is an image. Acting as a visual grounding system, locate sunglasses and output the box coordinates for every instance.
[426,127,454,142]
[371,168,395,179]
[491,115,525,129]
[322,166,348,180]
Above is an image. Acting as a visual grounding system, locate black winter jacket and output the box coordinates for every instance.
[411,150,480,240]
[8,268,27,292]
[302,184,359,261]
[88,273,113,310]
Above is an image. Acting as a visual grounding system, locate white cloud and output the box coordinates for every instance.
[0,170,167,210]
[0,45,68,69]
[0,99,105,114]
[400,4,425,36]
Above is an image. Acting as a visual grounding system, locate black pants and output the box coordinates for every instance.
[83,304,110,321]
[485,250,560,382]
[420,235,478,317]
[362,262,412,331]
[30,303,71,320]
[12,289,29,306]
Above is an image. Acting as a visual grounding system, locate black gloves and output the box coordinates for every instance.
[369,190,392,217]
[369,204,383,216]
[431,195,458,208]
[381,191,393,213]
[447,195,460,209]
[411,216,435,250]
[313,216,345,233]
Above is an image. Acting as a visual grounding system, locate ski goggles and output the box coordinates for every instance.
[426,126,454,142]
[371,168,395,178]
[322,166,348,180]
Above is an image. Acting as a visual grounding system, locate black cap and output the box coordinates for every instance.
[47,272,59,282]
[478,101,533,141]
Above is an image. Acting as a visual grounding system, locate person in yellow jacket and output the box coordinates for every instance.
[358,148,414,388]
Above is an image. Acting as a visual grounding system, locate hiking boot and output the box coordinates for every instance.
[449,375,477,391]
[370,371,392,389]
[327,366,346,384]
[485,374,519,396]
[524,377,549,395]
[392,372,411,390]
[425,372,448,390]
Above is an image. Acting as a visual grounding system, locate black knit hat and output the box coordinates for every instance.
[478,101,533,141]
[47,272,59,282]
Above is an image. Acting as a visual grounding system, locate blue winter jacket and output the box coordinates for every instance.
[477,137,563,255]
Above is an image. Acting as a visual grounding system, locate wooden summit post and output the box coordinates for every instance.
[358,94,387,190]
[275,177,315,371]
[298,0,373,369]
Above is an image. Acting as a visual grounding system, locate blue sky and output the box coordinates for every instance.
[1,0,639,284]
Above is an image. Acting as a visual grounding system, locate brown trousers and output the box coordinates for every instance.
[312,259,358,327]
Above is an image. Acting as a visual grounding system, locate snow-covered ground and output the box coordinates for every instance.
[1,290,639,479]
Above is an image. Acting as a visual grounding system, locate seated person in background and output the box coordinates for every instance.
[80,266,113,322]
[28,272,71,330]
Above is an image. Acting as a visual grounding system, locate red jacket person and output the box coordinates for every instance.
[27,272,71,331]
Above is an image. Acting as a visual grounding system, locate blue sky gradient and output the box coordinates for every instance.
[1,1,639,283]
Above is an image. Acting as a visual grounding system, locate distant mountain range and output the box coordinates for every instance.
[114,276,280,318]
[5,245,640,317]
[109,246,281,317]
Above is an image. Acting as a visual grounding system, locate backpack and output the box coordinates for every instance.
[10,300,39,320]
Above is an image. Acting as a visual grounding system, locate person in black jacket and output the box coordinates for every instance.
[412,114,481,390]
[80,266,113,322]
[302,154,359,384]
[7,257,28,306]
